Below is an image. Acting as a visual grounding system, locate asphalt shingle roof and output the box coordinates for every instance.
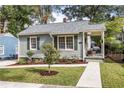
[18,21,106,35]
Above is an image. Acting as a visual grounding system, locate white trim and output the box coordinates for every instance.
[82,32,85,60]
[57,35,74,51]
[18,38,20,61]
[0,45,4,55]
[15,45,18,54]
[30,36,37,50]
[102,31,105,58]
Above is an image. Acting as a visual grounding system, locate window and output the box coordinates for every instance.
[0,45,4,55]
[58,35,74,50]
[30,36,37,50]
[58,36,65,49]
[66,36,74,49]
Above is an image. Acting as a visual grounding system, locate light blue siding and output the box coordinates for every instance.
[0,36,18,59]
[19,34,83,59]
[19,34,52,58]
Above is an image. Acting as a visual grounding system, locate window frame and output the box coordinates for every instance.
[30,36,37,50]
[0,45,4,55]
[57,35,74,51]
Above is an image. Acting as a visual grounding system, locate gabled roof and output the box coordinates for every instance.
[18,21,106,36]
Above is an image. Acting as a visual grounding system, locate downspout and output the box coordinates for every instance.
[49,33,54,46]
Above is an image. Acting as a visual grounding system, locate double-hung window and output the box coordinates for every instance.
[30,36,37,50]
[0,45,4,55]
[58,36,65,49]
[58,35,74,50]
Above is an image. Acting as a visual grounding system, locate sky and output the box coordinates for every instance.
[52,12,66,23]
[52,12,89,23]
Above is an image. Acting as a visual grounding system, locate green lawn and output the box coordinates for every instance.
[0,67,84,86]
[100,58,124,88]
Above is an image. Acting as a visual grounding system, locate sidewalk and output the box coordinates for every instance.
[76,62,102,88]
[0,64,87,69]
[0,81,43,88]
[0,81,72,88]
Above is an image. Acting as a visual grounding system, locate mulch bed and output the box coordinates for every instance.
[105,56,124,63]
[40,71,59,76]
[9,60,88,66]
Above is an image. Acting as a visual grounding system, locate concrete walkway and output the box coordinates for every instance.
[0,81,72,88]
[0,64,87,69]
[76,62,102,88]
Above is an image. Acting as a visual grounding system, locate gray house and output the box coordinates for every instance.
[18,21,106,60]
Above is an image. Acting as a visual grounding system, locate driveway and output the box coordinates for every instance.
[0,60,17,67]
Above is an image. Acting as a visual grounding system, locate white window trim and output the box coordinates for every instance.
[0,45,4,55]
[57,35,74,51]
[30,36,37,50]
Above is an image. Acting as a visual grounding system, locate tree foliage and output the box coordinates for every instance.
[0,6,33,36]
[0,5,56,36]
[105,17,124,50]
[30,5,56,24]
[59,5,115,23]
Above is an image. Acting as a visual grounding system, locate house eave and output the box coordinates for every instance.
[18,32,80,36]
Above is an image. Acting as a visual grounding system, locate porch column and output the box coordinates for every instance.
[101,31,105,58]
[82,32,85,60]
[87,32,91,50]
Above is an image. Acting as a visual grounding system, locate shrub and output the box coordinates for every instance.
[71,55,79,63]
[18,58,26,64]
[60,57,73,64]
[42,43,60,73]
[34,59,40,64]
[26,51,34,61]
[60,56,68,62]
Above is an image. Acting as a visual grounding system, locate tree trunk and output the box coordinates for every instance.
[48,64,51,74]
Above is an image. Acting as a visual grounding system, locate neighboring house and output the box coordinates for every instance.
[18,21,106,60]
[0,33,18,59]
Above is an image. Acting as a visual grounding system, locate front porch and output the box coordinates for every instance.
[82,30,105,60]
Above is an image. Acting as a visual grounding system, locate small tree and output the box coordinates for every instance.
[26,50,34,61]
[42,43,60,74]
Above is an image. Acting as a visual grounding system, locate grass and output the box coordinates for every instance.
[0,67,84,86]
[100,58,124,88]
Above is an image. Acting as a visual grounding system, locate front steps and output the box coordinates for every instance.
[85,58,103,63]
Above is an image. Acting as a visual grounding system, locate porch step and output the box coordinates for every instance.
[85,59,103,63]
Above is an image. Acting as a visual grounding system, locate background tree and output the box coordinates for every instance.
[30,5,56,24]
[0,5,56,36]
[0,6,33,36]
[59,5,115,23]
[42,43,60,74]
[105,17,124,51]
